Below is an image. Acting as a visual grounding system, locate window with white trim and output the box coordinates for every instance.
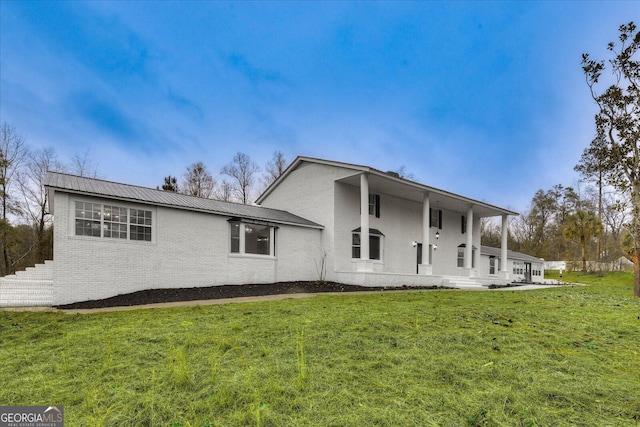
[489,257,498,275]
[457,244,476,268]
[75,201,152,241]
[369,194,380,217]
[351,228,383,260]
[130,209,152,241]
[229,220,276,256]
[430,208,442,229]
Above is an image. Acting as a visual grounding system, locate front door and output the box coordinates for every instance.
[525,262,532,283]
[416,243,422,274]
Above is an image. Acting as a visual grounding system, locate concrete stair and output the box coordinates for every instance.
[0,261,54,307]
[442,276,485,289]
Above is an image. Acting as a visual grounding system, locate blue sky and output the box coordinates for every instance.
[1,1,637,212]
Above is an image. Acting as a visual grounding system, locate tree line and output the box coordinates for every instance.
[481,183,626,272]
[159,150,287,205]
[0,123,101,276]
[483,22,640,298]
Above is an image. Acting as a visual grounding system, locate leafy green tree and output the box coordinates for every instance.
[578,22,640,296]
[563,210,604,272]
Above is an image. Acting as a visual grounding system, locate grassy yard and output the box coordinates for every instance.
[1,279,639,426]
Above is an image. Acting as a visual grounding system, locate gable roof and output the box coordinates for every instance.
[44,172,322,229]
[481,246,543,263]
[256,156,518,217]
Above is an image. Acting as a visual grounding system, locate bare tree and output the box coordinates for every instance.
[218,180,234,202]
[182,162,216,198]
[69,149,100,178]
[394,165,415,180]
[17,148,62,262]
[262,151,287,188]
[0,123,29,220]
[221,152,260,204]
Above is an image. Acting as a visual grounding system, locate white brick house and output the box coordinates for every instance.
[1,156,541,307]
[257,157,520,288]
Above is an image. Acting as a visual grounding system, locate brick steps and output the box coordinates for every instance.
[0,261,54,307]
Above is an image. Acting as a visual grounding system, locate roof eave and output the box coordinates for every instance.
[46,183,324,230]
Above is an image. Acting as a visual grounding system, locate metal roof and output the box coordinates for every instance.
[44,172,323,229]
[481,246,544,263]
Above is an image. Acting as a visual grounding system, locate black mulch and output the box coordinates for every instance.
[55,281,443,310]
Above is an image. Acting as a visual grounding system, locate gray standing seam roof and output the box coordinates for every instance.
[44,172,323,229]
[481,246,543,263]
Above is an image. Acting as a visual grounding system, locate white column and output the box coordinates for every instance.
[360,173,370,261]
[422,193,430,260]
[501,214,509,274]
[419,193,433,275]
[465,205,473,269]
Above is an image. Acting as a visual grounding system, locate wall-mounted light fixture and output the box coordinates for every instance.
[434,243,438,251]
[412,241,418,247]
[435,230,440,240]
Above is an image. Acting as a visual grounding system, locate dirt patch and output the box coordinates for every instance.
[56,282,441,310]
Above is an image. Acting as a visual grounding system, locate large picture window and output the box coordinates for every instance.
[74,201,152,242]
[229,220,275,256]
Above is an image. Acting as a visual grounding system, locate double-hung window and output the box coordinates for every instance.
[430,208,442,229]
[368,194,381,218]
[352,227,383,260]
[457,244,476,268]
[229,220,276,256]
[74,201,153,242]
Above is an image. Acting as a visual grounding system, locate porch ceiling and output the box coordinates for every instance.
[335,171,517,218]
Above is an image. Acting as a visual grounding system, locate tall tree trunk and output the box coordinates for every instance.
[597,169,602,261]
[633,183,640,297]
[581,236,587,272]
[633,251,640,298]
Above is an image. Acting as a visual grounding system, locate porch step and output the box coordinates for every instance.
[0,261,54,307]
[442,276,485,289]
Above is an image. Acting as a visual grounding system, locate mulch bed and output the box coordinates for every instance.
[55,281,442,309]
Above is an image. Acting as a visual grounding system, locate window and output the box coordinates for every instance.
[230,222,240,253]
[75,201,101,237]
[461,215,466,234]
[104,205,128,239]
[130,209,152,241]
[229,220,275,256]
[74,201,152,242]
[457,247,465,268]
[245,224,271,255]
[369,194,380,218]
[458,244,476,268]
[430,208,442,229]
[489,257,497,275]
[352,228,383,260]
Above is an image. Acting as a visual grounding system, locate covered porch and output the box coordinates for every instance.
[335,170,517,281]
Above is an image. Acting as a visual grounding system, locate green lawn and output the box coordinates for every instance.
[1,279,639,426]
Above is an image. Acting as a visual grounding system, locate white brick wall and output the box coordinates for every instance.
[52,191,322,305]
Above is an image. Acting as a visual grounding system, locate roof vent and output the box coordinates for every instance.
[385,171,400,178]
